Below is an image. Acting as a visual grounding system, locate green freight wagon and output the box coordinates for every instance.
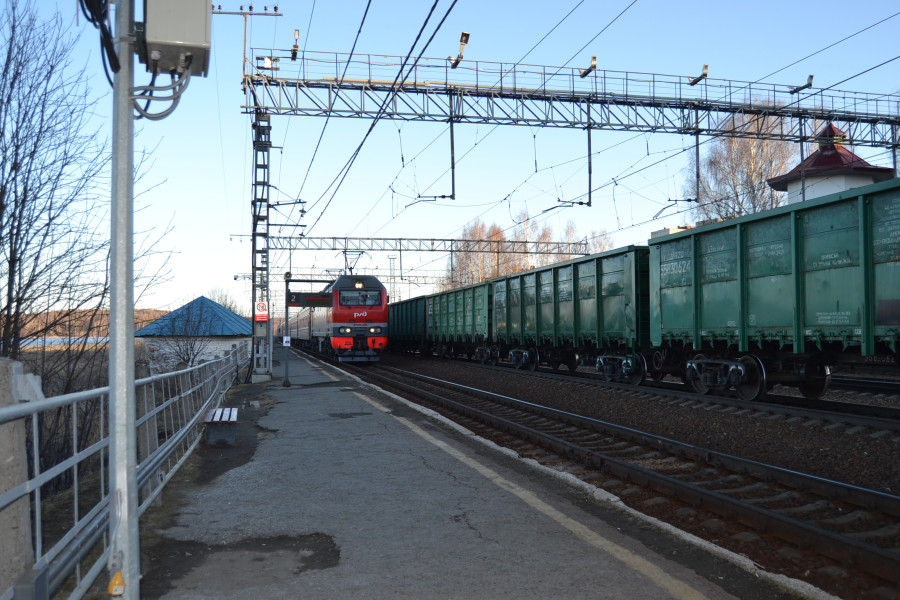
[492,246,651,379]
[649,177,900,401]
[424,282,492,359]
[387,295,427,354]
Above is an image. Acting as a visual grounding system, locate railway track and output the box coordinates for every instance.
[462,358,900,433]
[830,375,900,397]
[343,360,900,595]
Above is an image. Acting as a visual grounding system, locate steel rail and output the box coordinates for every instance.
[466,360,900,431]
[356,364,900,585]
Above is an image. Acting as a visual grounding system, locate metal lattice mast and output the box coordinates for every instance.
[251,112,272,375]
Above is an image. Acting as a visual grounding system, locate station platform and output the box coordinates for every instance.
[140,346,833,600]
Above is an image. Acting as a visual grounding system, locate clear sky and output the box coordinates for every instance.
[49,0,900,309]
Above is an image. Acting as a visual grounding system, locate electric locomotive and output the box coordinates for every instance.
[292,275,388,362]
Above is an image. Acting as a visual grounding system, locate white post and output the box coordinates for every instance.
[109,0,140,598]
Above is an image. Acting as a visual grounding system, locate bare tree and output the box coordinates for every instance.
[685,113,798,221]
[0,1,111,362]
[485,223,505,279]
[207,286,247,318]
[501,210,560,271]
[588,229,613,254]
[153,299,216,369]
[1,2,169,394]
[451,219,486,287]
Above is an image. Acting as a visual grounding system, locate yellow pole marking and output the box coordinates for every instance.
[355,392,711,600]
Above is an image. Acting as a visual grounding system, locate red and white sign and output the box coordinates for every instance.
[254,301,269,322]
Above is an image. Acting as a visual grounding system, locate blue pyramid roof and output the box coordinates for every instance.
[135,296,252,337]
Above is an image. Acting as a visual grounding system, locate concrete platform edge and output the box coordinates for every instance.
[326,360,842,600]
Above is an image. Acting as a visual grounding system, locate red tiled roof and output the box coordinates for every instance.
[767,123,894,191]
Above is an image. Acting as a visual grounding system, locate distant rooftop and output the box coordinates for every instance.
[135,296,252,337]
[767,123,894,191]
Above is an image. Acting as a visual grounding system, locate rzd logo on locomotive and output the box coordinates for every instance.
[354,312,368,318]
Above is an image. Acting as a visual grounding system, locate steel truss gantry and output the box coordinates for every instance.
[265,235,589,254]
[242,51,900,151]
[282,268,445,287]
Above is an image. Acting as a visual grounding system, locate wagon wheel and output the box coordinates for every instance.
[646,350,665,381]
[626,354,647,386]
[489,345,500,367]
[596,357,613,382]
[688,353,711,395]
[798,360,831,399]
[566,355,579,373]
[526,348,539,371]
[735,355,766,402]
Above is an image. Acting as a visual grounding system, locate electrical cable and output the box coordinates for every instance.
[349,1,598,240]
[497,8,899,224]
[78,0,120,75]
[755,10,900,84]
[536,0,638,95]
[302,0,317,55]
[131,58,194,121]
[297,0,373,196]
[305,0,458,236]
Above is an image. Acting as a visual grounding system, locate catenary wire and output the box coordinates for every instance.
[304,0,458,235]
[348,1,593,238]
[297,0,373,196]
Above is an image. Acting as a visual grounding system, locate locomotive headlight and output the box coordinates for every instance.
[368,326,382,334]
[338,326,353,334]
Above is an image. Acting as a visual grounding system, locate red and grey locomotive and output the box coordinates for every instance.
[292,275,388,362]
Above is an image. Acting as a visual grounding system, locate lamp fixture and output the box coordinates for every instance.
[579,56,597,78]
[790,75,814,94]
[449,31,470,69]
[689,64,708,86]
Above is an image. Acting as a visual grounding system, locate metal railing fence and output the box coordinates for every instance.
[0,343,250,600]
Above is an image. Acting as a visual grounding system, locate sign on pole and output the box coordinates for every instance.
[255,301,269,322]
[286,291,332,307]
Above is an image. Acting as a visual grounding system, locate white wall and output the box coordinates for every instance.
[785,174,880,204]
[141,336,251,373]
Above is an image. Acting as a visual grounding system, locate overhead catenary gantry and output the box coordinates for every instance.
[242,50,900,154]
[265,235,589,254]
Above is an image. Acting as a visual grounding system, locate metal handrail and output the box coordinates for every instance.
[0,342,250,600]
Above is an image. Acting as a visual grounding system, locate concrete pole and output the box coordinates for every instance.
[109,1,140,598]
[0,359,34,595]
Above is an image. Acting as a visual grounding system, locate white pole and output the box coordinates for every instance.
[109,0,140,597]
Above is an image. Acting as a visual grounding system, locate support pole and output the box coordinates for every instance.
[449,94,456,200]
[695,130,701,203]
[109,0,139,597]
[283,275,290,387]
[586,103,592,208]
[893,124,898,177]
[799,118,806,203]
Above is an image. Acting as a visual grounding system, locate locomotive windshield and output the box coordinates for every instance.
[339,290,382,307]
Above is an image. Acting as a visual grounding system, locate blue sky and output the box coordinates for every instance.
[48,0,900,309]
